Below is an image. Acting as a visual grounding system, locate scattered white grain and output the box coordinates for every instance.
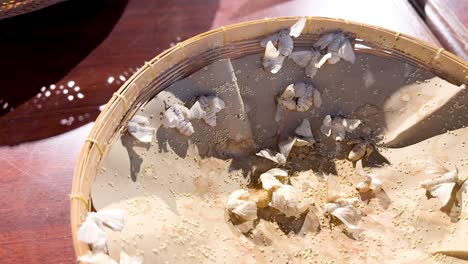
[107,76,115,84]
[36,93,42,98]
[40,86,46,92]
[63,89,69,94]
[50,84,56,90]
[60,119,68,125]
[2,102,8,109]
[77,93,84,99]
[119,75,126,81]
[67,95,74,101]
[74,86,80,92]
[45,91,51,97]
[67,81,75,88]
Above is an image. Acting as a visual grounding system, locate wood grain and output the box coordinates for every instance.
[0,0,448,262]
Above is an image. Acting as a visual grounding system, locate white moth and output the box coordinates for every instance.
[325,174,362,234]
[276,83,322,121]
[120,251,144,264]
[260,168,289,191]
[320,115,361,142]
[347,138,374,162]
[289,49,322,79]
[262,41,286,74]
[78,251,143,264]
[260,17,307,73]
[420,159,463,208]
[227,189,258,221]
[78,209,125,251]
[270,184,308,217]
[127,115,155,143]
[313,32,356,65]
[162,104,195,136]
[189,95,226,127]
[356,170,383,193]
[78,252,118,264]
[256,148,288,165]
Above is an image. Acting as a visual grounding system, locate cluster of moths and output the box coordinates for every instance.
[289,31,356,78]
[126,95,225,142]
[162,95,226,136]
[77,209,143,264]
[275,82,322,122]
[227,167,310,225]
[256,119,316,165]
[261,17,307,73]
[320,115,361,142]
[325,175,363,235]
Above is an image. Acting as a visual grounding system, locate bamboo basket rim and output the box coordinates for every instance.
[70,16,468,259]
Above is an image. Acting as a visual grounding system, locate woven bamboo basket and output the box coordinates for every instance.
[0,0,64,19]
[70,16,468,258]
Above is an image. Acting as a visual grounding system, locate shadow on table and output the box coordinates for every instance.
[0,0,128,117]
[0,0,222,146]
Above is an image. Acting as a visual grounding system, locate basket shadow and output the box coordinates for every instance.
[0,0,128,117]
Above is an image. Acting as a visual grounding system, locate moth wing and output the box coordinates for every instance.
[338,38,356,63]
[188,101,205,120]
[425,158,449,176]
[289,50,313,67]
[320,115,333,137]
[289,17,307,38]
[343,118,361,132]
[78,218,108,248]
[430,182,456,207]
[120,251,143,264]
[279,137,296,160]
[331,206,362,233]
[326,174,343,202]
[256,149,286,165]
[96,209,125,231]
[295,119,313,138]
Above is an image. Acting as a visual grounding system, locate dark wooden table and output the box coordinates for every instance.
[0,0,463,263]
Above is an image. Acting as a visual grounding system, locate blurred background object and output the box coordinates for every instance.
[0,0,64,19]
[0,0,465,263]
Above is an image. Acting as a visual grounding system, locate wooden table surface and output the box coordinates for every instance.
[0,0,460,262]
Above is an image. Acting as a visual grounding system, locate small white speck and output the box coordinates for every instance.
[59,85,64,90]
[37,104,42,109]
[2,102,8,109]
[67,81,75,88]
[55,90,61,95]
[45,91,51,97]
[67,95,74,101]
[107,76,115,84]
[176,36,181,41]
[50,84,56,90]
[74,86,80,92]
[63,89,69,94]
[78,115,84,121]
[119,75,126,81]
[40,86,46,92]
[77,93,84,99]
[60,119,68,125]
[36,93,42,98]
[68,116,74,122]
